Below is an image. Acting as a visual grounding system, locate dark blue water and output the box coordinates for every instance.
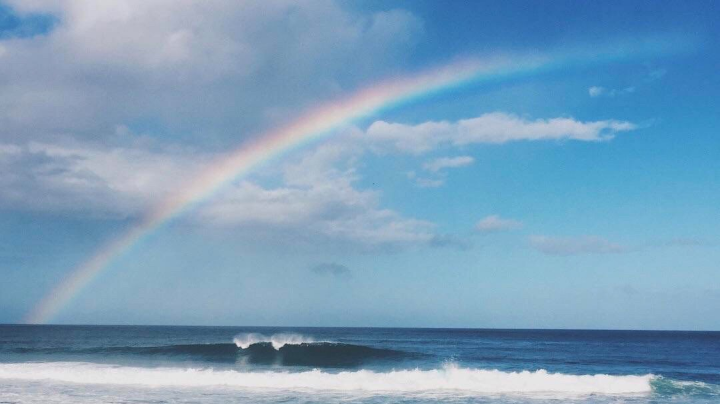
[1,325,719,403]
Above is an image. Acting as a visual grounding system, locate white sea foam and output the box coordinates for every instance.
[0,362,654,395]
[233,333,315,350]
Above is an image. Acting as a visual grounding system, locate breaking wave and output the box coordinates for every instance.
[7,338,415,368]
[233,333,314,350]
[0,362,658,395]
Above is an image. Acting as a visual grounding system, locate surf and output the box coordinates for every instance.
[0,362,657,395]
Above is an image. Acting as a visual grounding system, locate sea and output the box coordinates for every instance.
[0,325,718,403]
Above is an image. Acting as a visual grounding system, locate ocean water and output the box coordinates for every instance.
[0,325,718,403]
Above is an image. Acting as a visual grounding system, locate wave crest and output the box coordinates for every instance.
[233,333,314,350]
[0,362,655,395]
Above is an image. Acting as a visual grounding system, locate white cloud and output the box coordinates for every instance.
[0,3,645,252]
[366,120,452,154]
[529,235,631,256]
[588,86,606,97]
[423,156,474,172]
[0,1,422,142]
[365,112,636,154]
[475,215,523,232]
[0,136,436,249]
[0,1,436,250]
[197,143,436,249]
[454,113,636,144]
[588,85,636,98]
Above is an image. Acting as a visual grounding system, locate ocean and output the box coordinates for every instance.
[0,325,718,403]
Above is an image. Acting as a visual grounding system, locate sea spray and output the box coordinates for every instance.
[233,333,316,350]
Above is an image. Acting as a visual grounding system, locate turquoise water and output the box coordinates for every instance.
[1,325,719,403]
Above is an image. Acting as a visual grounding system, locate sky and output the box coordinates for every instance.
[0,0,719,329]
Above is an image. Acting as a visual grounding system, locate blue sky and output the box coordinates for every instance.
[0,0,718,329]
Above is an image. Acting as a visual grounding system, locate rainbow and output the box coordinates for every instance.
[25,40,682,324]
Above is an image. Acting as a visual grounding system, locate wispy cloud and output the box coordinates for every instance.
[476,215,523,232]
[648,68,667,81]
[588,86,636,98]
[415,178,445,188]
[406,171,446,188]
[403,156,474,188]
[529,235,631,256]
[589,67,666,99]
[423,156,474,172]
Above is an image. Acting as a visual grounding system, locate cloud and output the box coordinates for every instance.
[406,170,446,188]
[648,68,667,81]
[195,142,438,250]
[0,1,422,142]
[0,1,434,251]
[423,156,474,172]
[0,106,639,247]
[0,2,643,254]
[0,137,206,216]
[588,86,605,97]
[0,136,437,250]
[529,235,631,256]
[365,112,636,154]
[366,120,451,154]
[414,178,445,188]
[475,215,523,232]
[407,155,474,188]
[311,263,352,279]
[588,86,636,98]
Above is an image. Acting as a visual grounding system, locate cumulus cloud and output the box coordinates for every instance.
[0,2,644,254]
[529,235,631,256]
[475,215,523,232]
[311,263,352,278]
[0,0,422,142]
[423,156,474,172]
[365,112,636,154]
[0,1,434,251]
